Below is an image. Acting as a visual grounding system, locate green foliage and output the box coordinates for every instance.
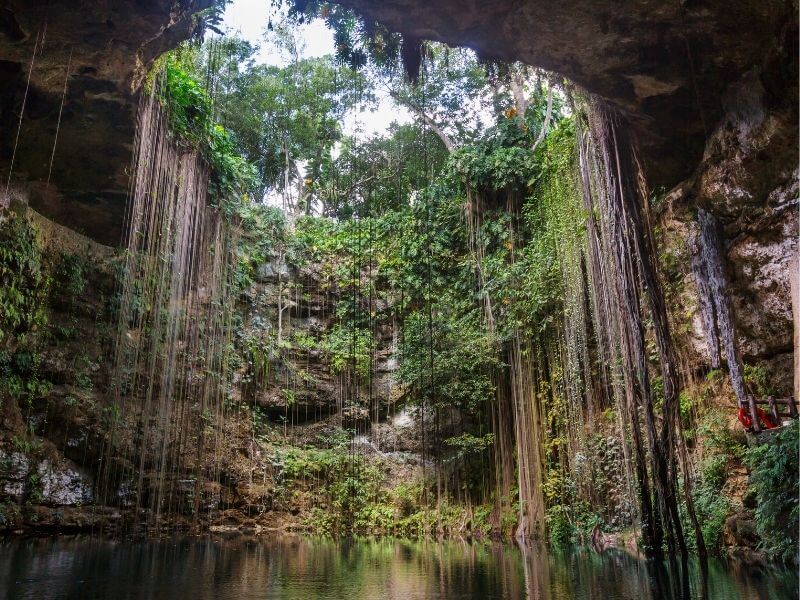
[692,455,732,553]
[744,421,799,561]
[444,432,495,460]
[575,434,634,532]
[545,505,575,546]
[153,58,257,200]
[276,444,385,534]
[543,463,603,546]
[234,203,288,290]
[288,2,403,72]
[0,214,49,343]
[743,363,777,397]
[678,391,694,419]
[323,325,374,377]
[101,404,123,429]
[452,140,535,191]
[399,304,499,413]
[0,215,52,403]
[238,316,276,388]
[11,434,41,455]
[291,330,318,351]
[160,34,367,208]
[0,501,21,527]
[54,253,88,302]
[696,411,746,462]
[318,124,448,219]
[688,410,746,553]
[142,26,690,549]
[274,440,502,539]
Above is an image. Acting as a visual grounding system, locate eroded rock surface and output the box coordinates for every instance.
[674,66,798,385]
[0,0,213,244]
[37,459,94,506]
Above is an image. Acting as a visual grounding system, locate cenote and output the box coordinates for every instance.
[1,536,796,599]
[0,0,798,598]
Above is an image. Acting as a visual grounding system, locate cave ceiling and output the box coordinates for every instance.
[0,0,795,244]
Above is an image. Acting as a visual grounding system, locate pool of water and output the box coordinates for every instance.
[0,535,795,599]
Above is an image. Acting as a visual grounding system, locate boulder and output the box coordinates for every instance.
[723,509,760,550]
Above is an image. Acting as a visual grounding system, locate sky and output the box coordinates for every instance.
[221,0,412,137]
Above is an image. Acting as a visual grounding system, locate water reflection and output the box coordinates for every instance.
[0,535,795,599]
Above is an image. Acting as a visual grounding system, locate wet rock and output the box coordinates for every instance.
[0,451,31,502]
[723,509,760,550]
[117,481,138,509]
[257,260,290,283]
[37,459,94,506]
[211,508,248,531]
[202,481,222,512]
[340,405,370,425]
[24,505,123,531]
[373,414,422,454]
[235,482,272,513]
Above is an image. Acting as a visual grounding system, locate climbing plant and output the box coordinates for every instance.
[0,214,49,343]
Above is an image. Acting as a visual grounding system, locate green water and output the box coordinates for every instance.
[0,535,795,599]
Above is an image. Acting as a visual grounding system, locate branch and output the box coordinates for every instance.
[344,173,377,198]
[531,84,553,152]
[509,71,528,117]
[388,90,456,153]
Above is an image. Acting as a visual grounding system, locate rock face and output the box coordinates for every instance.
[673,65,798,389]
[0,0,213,244]
[728,214,797,360]
[0,200,410,534]
[723,509,766,568]
[241,258,401,422]
[0,451,31,502]
[0,452,94,506]
[37,459,94,506]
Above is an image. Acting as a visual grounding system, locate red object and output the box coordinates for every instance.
[738,407,779,430]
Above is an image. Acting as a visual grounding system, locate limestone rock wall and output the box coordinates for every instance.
[671,64,798,394]
[0,197,405,533]
[238,253,401,423]
[0,0,213,244]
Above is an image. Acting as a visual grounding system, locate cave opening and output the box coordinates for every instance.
[0,1,797,598]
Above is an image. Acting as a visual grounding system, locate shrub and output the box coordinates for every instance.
[744,420,799,562]
[54,252,88,303]
[323,325,374,377]
[0,214,49,342]
[546,505,574,546]
[693,454,731,552]
[688,410,745,553]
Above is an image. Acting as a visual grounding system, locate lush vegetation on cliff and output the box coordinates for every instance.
[0,3,796,569]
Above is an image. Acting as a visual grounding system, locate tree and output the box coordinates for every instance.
[169,34,370,209]
[382,44,491,153]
